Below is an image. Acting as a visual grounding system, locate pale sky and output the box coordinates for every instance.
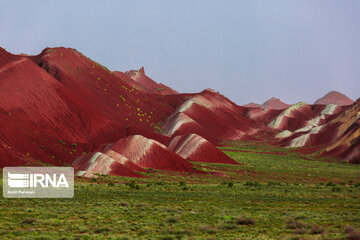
[0,0,359,104]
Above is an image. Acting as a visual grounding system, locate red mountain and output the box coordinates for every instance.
[262,97,291,110]
[242,97,290,110]
[123,67,178,95]
[314,91,354,106]
[0,46,358,174]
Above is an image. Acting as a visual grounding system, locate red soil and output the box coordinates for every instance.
[30,47,174,130]
[0,57,124,166]
[72,152,143,178]
[245,108,283,125]
[168,134,238,164]
[161,89,259,143]
[105,135,195,172]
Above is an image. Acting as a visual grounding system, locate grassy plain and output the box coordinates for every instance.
[0,142,359,239]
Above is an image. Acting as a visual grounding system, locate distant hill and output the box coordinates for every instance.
[314,91,354,106]
[262,97,291,110]
[243,97,290,110]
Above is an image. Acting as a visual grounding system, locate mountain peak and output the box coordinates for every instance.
[262,97,290,110]
[314,91,354,106]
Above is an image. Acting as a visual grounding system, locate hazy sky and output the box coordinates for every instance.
[0,0,359,104]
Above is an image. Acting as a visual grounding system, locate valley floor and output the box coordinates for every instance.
[0,142,359,239]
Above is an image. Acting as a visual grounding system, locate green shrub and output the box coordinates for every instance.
[245,181,261,187]
[326,181,336,187]
[286,220,305,229]
[332,186,341,192]
[126,181,140,189]
[165,217,178,224]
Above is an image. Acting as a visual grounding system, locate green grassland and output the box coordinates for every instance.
[0,142,359,239]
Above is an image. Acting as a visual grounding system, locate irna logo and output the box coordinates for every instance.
[7,172,69,188]
[3,167,74,198]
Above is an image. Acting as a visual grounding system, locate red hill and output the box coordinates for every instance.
[262,97,290,110]
[0,57,123,167]
[168,134,238,164]
[242,102,261,108]
[104,135,195,172]
[314,91,354,106]
[161,89,259,144]
[0,46,358,172]
[73,152,143,178]
[125,67,178,95]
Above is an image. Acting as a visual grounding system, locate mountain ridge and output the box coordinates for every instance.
[0,46,358,175]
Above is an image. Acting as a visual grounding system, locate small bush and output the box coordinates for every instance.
[179,181,186,186]
[119,202,128,207]
[347,230,360,240]
[326,181,336,187]
[108,182,115,187]
[310,225,324,234]
[22,218,37,225]
[126,181,140,189]
[332,186,342,192]
[236,217,255,225]
[268,181,282,186]
[244,181,261,187]
[165,217,178,224]
[227,182,234,188]
[222,221,237,230]
[294,228,307,235]
[346,226,356,234]
[198,225,216,234]
[94,227,111,233]
[70,143,77,147]
[286,220,305,229]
